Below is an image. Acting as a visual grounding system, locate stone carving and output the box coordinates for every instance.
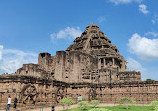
[55,87,66,103]
[87,88,97,101]
[21,84,37,104]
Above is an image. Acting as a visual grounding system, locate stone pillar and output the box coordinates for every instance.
[104,58,106,67]
[54,51,66,81]
[98,59,101,69]
[112,58,115,66]
[38,52,52,71]
[120,60,125,72]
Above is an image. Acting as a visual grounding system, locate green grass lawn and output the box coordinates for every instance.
[62,105,153,111]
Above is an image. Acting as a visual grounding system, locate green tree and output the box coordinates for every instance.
[146,79,155,81]
[151,101,158,110]
[91,100,100,108]
[119,97,135,109]
[60,98,75,110]
[78,101,88,111]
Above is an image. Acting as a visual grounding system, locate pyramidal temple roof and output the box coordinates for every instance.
[66,24,119,55]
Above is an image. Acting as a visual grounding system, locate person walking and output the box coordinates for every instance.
[6,95,11,111]
[13,97,18,109]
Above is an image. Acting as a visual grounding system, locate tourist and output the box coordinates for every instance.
[13,97,18,109]
[78,95,82,102]
[6,95,11,111]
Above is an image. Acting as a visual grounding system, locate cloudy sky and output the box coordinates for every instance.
[0,0,158,80]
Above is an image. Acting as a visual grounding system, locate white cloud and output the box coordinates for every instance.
[127,33,158,61]
[0,45,3,61]
[145,32,158,37]
[97,16,106,23]
[152,20,156,24]
[127,58,145,72]
[127,58,146,80]
[139,4,149,14]
[0,45,38,74]
[50,27,82,40]
[108,0,143,5]
[152,16,158,24]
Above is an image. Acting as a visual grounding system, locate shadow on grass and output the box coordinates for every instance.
[117,105,131,109]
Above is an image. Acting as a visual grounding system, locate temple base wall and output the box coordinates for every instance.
[0,76,158,109]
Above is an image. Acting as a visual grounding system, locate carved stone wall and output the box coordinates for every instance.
[0,75,158,109]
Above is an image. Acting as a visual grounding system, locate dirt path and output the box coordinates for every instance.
[0,104,115,111]
[0,103,150,111]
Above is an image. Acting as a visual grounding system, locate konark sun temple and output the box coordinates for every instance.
[0,24,158,108]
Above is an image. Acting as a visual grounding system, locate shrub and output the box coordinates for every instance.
[78,101,88,110]
[131,99,136,106]
[119,97,135,109]
[89,108,112,111]
[151,101,158,110]
[155,106,158,111]
[60,98,75,110]
[91,100,100,108]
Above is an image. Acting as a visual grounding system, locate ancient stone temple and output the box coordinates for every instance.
[0,24,157,108]
[17,24,141,83]
[54,24,141,83]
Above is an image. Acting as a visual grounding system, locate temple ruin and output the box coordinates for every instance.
[0,24,157,109]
